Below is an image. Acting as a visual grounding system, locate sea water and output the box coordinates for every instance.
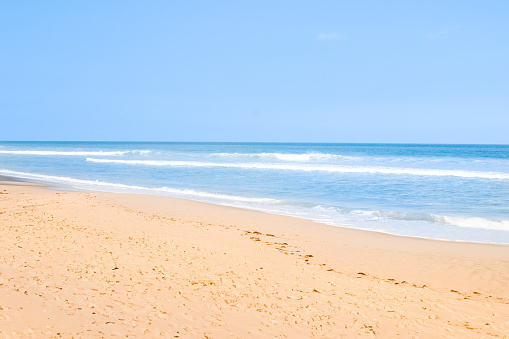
[1,141,509,244]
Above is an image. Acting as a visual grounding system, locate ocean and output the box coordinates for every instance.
[1,141,509,244]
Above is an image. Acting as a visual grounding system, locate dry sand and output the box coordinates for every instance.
[1,178,508,338]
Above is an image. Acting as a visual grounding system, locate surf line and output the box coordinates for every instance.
[86,158,509,180]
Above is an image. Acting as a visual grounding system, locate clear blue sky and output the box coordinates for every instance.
[1,1,508,143]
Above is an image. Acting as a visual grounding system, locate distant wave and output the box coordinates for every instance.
[0,169,279,204]
[210,152,509,168]
[128,150,152,155]
[86,158,509,180]
[210,152,358,162]
[0,150,151,156]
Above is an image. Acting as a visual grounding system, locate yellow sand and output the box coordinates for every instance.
[1,179,508,338]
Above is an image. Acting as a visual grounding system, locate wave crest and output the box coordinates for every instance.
[86,158,509,180]
[211,152,356,162]
[317,206,509,232]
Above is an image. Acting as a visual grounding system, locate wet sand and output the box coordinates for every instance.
[1,178,509,337]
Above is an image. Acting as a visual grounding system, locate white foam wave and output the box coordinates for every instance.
[0,169,278,204]
[86,158,509,180]
[349,209,438,223]
[130,150,152,155]
[440,216,509,232]
[211,152,356,162]
[317,206,509,232]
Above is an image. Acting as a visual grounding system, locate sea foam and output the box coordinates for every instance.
[313,205,509,232]
[210,152,357,162]
[86,158,509,180]
[0,169,279,203]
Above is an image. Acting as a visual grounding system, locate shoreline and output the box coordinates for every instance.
[2,174,509,289]
[102,190,509,295]
[2,171,508,247]
[1,176,509,337]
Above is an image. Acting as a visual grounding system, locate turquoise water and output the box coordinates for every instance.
[1,141,509,244]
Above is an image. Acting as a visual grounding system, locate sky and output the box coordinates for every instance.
[1,1,508,143]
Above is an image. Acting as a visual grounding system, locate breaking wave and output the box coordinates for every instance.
[86,158,509,180]
[0,169,279,204]
[314,206,509,232]
[210,152,358,162]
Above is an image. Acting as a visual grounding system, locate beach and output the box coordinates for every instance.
[1,177,509,338]
[3,0,509,336]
